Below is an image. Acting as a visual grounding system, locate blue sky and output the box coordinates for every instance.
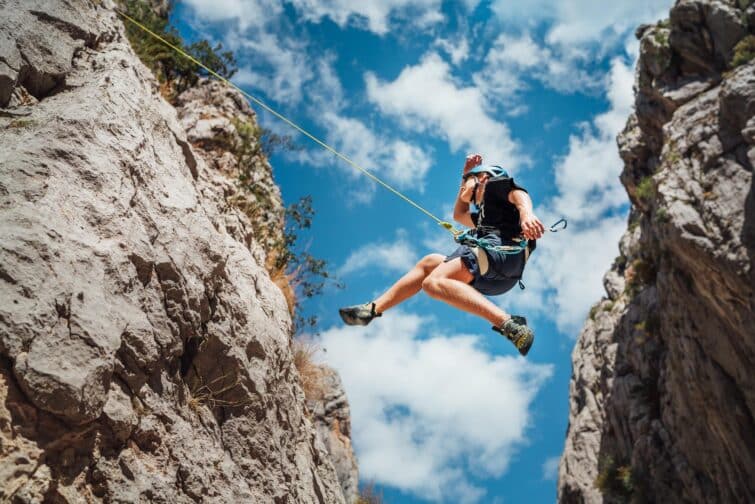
[172,1,672,502]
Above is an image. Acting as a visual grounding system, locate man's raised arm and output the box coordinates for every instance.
[509,189,545,240]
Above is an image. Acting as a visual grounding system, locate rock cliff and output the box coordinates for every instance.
[559,1,754,503]
[0,0,357,502]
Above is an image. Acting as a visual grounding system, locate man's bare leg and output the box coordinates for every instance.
[373,254,445,313]
[421,257,510,327]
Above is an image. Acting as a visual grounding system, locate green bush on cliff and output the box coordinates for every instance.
[635,176,656,205]
[624,258,657,298]
[652,29,669,46]
[595,456,634,501]
[731,35,755,68]
[122,0,237,100]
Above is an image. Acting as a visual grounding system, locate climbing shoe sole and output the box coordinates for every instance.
[338,302,381,326]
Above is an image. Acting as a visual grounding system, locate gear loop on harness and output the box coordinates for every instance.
[454,229,528,255]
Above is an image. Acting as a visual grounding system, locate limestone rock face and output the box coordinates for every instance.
[559,1,754,502]
[0,1,353,502]
[174,79,285,259]
[309,366,360,504]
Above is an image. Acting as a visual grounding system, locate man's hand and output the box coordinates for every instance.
[520,211,546,240]
[463,153,482,175]
[459,176,477,203]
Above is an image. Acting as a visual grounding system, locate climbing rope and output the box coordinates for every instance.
[115,9,568,249]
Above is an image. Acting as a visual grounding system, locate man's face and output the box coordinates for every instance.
[477,172,491,183]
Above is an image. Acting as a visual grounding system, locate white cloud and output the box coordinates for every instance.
[435,36,470,65]
[315,310,553,502]
[550,57,635,221]
[187,1,341,108]
[491,33,544,69]
[422,227,456,255]
[311,56,346,110]
[338,231,419,276]
[489,0,672,49]
[474,1,670,104]
[183,0,283,30]
[366,53,524,168]
[287,0,457,35]
[318,112,433,193]
[475,32,597,100]
[186,3,438,196]
[542,455,560,480]
[230,32,314,104]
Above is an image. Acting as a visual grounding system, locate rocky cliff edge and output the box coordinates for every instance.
[0,1,356,502]
[559,0,754,502]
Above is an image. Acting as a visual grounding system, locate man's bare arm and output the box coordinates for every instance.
[509,189,545,240]
[454,178,476,228]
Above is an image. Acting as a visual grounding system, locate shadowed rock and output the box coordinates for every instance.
[559,1,754,502]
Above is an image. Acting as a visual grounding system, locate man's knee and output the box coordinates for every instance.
[418,254,445,274]
[421,275,442,296]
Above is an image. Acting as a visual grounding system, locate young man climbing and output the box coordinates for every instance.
[338,154,546,356]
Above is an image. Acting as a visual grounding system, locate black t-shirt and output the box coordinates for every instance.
[470,175,536,250]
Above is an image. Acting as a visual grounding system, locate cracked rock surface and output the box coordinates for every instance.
[559,1,754,503]
[0,1,354,502]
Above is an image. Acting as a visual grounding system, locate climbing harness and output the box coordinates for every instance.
[454,218,567,291]
[454,217,567,253]
[115,9,568,249]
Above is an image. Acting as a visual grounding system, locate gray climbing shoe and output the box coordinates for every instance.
[493,315,534,356]
[339,302,381,326]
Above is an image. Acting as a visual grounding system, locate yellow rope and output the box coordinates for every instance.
[115,8,460,234]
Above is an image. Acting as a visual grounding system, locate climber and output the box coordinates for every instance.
[339,154,546,356]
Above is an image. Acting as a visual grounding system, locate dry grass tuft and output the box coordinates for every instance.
[187,370,251,412]
[357,483,384,504]
[266,250,297,316]
[292,338,325,401]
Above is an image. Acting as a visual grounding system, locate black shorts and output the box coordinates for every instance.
[444,234,526,296]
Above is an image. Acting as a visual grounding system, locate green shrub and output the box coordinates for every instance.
[625,258,657,297]
[635,176,656,205]
[653,29,669,46]
[731,35,755,68]
[121,0,237,100]
[654,207,669,223]
[595,456,634,501]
